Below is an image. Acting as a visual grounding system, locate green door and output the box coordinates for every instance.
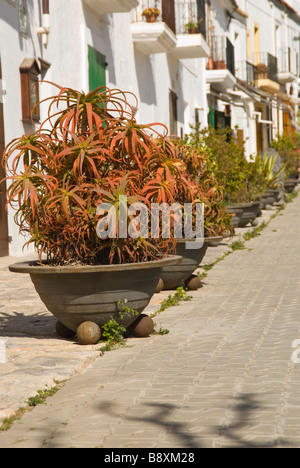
[88,45,107,91]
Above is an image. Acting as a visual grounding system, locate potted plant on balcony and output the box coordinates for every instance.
[256,63,268,80]
[185,21,198,34]
[2,83,182,344]
[142,7,160,23]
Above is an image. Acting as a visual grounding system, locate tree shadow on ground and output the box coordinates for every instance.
[98,400,201,448]
[0,310,57,339]
[217,393,291,448]
[97,393,295,448]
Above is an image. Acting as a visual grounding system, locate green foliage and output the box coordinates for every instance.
[158,287,192,313]
[175,136,234,236]
[188,126,252,204]
[230,239,246,251]
[26,382,64,407]
[152,327,170,335]
[250,151,286,189]
[99,300,139,351]
[2,83,234,266]
[270,133,299,178]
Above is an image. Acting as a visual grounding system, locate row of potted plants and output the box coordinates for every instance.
[2,84,232,345]
[3,85,298,346]
[188,126,299,229]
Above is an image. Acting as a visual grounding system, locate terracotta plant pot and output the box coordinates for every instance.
[213,60,226,70]
[145,14,158,23]
[9,256,182,336]
[160,237,222,290]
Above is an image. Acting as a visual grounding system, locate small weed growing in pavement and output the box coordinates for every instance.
[243,221,267,240]
[0,380,65,432]
[156,287,192,314]
[198,251,231,280]
[286,191,298,203]
[152,322,170,335]
[0,408,27,432]
[98,301,139,353]
[230,239,246,251]
[27,381,65,407]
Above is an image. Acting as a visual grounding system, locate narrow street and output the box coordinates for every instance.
[0,194,299,448]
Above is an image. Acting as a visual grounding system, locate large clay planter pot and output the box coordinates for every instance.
[9,256,182,334]
[161,237,222,290]
[284,179,298,194]
[228,202,260,228]
[260,189,282,208]
[227,206,243,228]
[265,189,281,202]
[260,193,274,208]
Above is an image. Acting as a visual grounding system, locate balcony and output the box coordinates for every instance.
[131,0,209,58]
[83,0,139,15]
[277,47,298,84]
[206,36,236,92]
[131,0,177,54]
[173,0,210,59]
[235,60,257,86]
[253,52,280,93]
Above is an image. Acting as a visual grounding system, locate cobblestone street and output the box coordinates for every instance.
[0,194,300,448]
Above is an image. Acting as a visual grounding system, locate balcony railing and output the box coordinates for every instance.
[207,36,235,76]
[133,0,206,38]
[133,0,176,34]
[253,52,278,83]
[235,60,256,85]
[175,0,206,39]
[278,47,298,76]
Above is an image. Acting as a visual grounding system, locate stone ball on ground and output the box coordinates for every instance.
[76,321,101,345]
[251,219,259,227]
[131,314,154,337]
[155,278,164,293]
[185,274,201,290]
[56,320,76,339]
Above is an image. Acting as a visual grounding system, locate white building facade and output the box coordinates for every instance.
[1,0,300,257]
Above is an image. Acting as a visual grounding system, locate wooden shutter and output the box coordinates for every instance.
[169,90,178,136]
[162,0,176,34]
[88,46,107,91]
[197,0,206,39]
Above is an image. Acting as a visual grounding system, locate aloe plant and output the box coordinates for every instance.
[2,83,177,265]
[3,83,234,265]
[252,151,285,188]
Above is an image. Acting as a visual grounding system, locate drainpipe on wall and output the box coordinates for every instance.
[37,0,50,46]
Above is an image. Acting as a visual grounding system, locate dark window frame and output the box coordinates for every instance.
[19,58,41,123]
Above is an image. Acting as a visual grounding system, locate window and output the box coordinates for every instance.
[19,59,40,122]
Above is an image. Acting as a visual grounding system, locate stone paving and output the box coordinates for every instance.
[0,193,299,448]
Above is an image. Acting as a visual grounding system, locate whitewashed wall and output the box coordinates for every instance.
[0,0,209,256]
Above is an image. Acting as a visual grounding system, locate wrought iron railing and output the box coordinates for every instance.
[175,0,206,38]
[132,0,206,38]
[207,36,235,76]
[132,0,176,34]
[278,47,298,76]
[252,52,278,82]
